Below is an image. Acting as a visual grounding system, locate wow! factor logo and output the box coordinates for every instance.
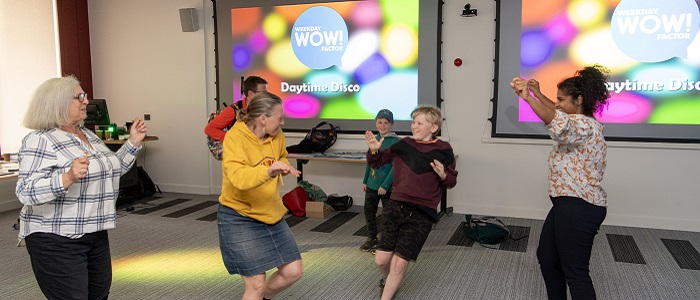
[611,0,700,62]
[291,6,349,69]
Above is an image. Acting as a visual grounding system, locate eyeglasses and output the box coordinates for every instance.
[73,93,88,101]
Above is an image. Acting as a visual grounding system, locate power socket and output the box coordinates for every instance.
[144,113,151,121]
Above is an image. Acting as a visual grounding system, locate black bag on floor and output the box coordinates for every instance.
[464,215,509,245]
[327,194,353,211]
[463,215,528,248]
[137,166,161,198]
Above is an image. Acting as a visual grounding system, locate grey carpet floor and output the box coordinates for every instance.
[1,192,699,299]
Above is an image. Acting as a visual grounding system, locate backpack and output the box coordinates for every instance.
[463,215,527,248]
[137,166,161,198]
[206,104,235,160]
[286,121,339,154]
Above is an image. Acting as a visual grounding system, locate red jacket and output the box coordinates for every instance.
[204,106,236,142]
[204,98,248,141]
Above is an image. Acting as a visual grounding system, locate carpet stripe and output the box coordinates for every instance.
[447,222,474,247]
[131,198,192,215]
[310,212,359,233]
[163,201,218,218]
[606,234,647,264]
[498,225,530,252]
[196,212,218,222]
[140,195,163,202]
[661,239,700,271]
[285,215,307,228]
[117,196,162,208]
[354,225,370,237]
[354,214,383,236]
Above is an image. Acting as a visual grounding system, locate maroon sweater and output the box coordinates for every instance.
[367,137,457,220]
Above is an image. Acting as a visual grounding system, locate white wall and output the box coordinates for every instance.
[88,0,210,194]
[0,0,58,211]
[0,0,58,153]
[82,0,700,232]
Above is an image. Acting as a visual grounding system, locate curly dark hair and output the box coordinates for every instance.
[557,64,611,116]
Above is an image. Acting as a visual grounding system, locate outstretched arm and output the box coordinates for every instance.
[527,79,557,111]
[511,77,555,125]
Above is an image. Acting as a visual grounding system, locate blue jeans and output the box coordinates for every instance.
[364,188,390,239]
[537,196,607,300]
[25,231,112,300]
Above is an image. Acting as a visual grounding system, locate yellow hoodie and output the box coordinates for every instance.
[219,121,290,224]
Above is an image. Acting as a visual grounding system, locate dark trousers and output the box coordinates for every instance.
[537,196,606,300]
[364,188,390,238]
[25,231,112,300]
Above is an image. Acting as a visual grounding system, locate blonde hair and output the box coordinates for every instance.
[236,91,283,124]
[411,105,442,129]
[23,76,80,130]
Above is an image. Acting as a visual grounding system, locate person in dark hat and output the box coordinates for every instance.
[360,109,400,253]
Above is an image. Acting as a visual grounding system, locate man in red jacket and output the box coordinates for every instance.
[205,76,268,141]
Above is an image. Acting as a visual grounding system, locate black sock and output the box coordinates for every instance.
[263,298,271,300]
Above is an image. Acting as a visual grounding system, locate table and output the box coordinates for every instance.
[0,162,19,181]
[0,172,18,180]
[287,151,367,183]
[102,136,159,145]
[0,163,20,214]
[286,151,453,220]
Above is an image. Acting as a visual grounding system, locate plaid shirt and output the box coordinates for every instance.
[16,128,140,242]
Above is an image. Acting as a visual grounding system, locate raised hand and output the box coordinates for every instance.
[365,130,383,152]
[430,159,446,180]
[510,76,531,99]
[128,118,148,146]
[528,78,541,94]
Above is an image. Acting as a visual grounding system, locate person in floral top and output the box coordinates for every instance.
[511,65,611,300]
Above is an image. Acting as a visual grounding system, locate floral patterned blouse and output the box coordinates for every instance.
[547,110,607,207]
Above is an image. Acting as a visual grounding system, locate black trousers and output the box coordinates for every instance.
[363,188,390,238]
[25,231,112,300]
[537,196,606,300]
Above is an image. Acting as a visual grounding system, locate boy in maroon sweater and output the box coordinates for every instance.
[365,105,458,300]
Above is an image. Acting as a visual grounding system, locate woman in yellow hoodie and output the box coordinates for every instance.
[217,91,303,300]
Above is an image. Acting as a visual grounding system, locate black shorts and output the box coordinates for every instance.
[377,200,433,261]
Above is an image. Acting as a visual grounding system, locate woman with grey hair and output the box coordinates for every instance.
[16,75,148,299]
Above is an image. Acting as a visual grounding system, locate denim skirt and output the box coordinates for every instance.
[217,204,301,276]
